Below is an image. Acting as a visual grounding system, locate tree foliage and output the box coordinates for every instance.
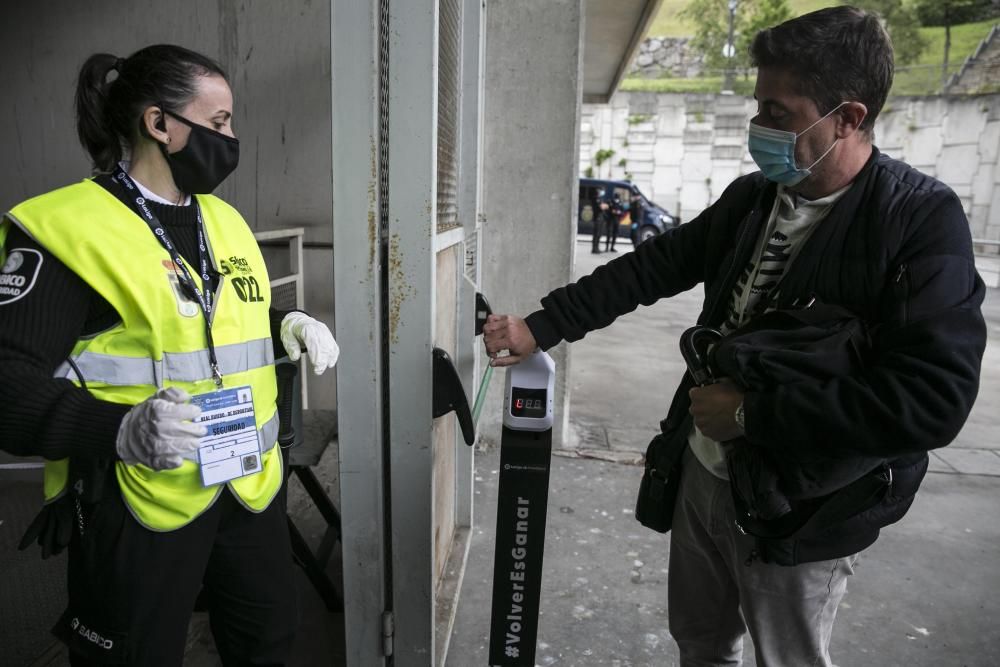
[847,0,929,65]
[913,0,999,27]
[678,0,996,70]
[911,0,999,88]
[680,0,793,73]
[741,0,795,64]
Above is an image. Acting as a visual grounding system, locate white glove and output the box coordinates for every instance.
[115,387,205,470]
[280,311,340,375]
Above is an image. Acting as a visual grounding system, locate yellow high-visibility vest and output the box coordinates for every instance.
[6,179,282,531]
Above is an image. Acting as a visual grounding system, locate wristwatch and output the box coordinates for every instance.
[734,401,746,433]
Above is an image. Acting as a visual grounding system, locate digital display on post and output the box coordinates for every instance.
[510,387,547,418]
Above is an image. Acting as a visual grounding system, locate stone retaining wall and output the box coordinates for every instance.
[580,92,1000,244]
[628,36,705,78]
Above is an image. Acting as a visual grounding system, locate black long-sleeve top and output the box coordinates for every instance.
[0,174,287,462]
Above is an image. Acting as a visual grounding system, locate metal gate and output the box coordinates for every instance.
[332,0,485,664]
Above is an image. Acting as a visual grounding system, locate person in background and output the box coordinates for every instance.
[604,190,623,253]
[591,187,609,254]
[483,7,985,665]
[628,191,646,246]
[0,44,339,666]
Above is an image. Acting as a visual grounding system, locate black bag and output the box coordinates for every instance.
[709,300,905,564]
[711,300,870,393]
[634,430,687,533]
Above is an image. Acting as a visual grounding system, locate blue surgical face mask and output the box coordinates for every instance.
[748,102,846,186]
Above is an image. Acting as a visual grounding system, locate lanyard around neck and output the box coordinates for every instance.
[111,166,224,387]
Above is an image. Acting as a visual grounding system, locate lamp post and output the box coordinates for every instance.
[722,0,737,93]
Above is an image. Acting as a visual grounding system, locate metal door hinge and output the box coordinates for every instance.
[382,611,394,657]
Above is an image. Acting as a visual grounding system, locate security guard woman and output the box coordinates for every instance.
[0,44,338,665]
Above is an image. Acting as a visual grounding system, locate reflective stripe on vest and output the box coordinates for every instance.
[54,338,275,386]
[12,180,281,529]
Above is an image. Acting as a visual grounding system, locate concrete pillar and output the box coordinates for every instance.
[480,0,585,448]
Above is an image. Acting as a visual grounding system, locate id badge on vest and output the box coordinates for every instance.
[191,386,263,486]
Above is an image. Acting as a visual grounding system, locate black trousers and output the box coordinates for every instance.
[592,213,608,252]
[604,217,617,249]
[56,475,298,666]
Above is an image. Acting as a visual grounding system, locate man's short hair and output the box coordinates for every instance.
[750,6,893,136]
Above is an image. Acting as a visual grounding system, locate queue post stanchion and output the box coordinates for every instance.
[488,350,555,666]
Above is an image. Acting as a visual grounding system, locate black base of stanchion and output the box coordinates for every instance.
[488,426,553,666]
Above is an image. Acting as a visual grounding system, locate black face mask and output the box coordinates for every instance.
[160,109,240,194]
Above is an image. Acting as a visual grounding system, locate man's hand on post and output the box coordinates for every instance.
[482,314,537,367]
[688,379,745,442]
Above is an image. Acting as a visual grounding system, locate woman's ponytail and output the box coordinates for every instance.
[73,45,228,174]
[75,53,123,173]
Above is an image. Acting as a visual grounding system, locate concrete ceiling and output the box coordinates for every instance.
[583,0,663,103]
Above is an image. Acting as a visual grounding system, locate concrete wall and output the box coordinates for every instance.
[580,91,1000,241]
[480,0,585,447]
[879,95,1000,243]
[0,0,338,407]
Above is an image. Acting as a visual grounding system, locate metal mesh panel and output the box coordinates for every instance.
[437,0,462,232]
[377,0,396,639]
[271,281,298,311]
[379,0,391,242]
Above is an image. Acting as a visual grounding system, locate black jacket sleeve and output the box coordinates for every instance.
[525,177,758,350]
[0,224,130,460]
[526,204,711,349]
[745,189,987,459]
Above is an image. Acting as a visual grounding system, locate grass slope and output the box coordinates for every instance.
[634,2,997,95]
[648,0,836,37]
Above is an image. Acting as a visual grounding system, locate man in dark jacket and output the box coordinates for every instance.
[605,191,624,252]
[591,187,609,254]
[483,7,985,666]
[628,191,645,246]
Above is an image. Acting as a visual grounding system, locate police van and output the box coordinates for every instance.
[578,177,680,246]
